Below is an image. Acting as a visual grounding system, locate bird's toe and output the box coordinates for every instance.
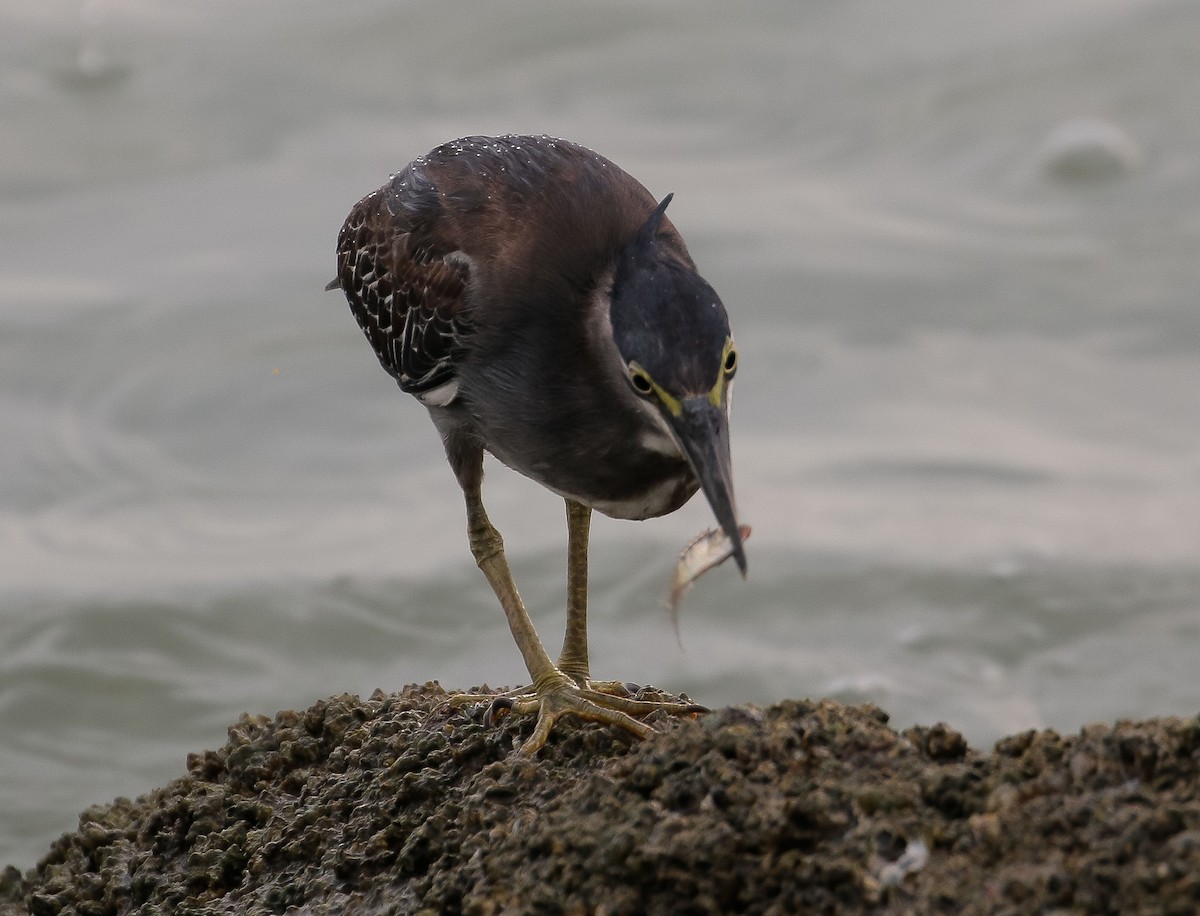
[518,686,656,756]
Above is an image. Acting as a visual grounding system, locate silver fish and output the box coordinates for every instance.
[668,524,752,636]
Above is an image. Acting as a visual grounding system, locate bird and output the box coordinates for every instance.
[326,134,745,755]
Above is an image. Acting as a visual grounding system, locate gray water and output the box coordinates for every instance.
[3,0,1199,869]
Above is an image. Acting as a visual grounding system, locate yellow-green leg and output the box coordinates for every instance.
[556,499,593,683]
[557,500,648,699]
[445,447,705,754]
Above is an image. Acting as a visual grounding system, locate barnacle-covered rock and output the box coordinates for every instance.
[2,684,1198,914]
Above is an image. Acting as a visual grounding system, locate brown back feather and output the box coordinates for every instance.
[329,135,692,394]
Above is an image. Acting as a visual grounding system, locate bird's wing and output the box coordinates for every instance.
[327,164,469,398]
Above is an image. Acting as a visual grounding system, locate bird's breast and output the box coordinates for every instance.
[583,468,699,521]
[472,395,699,522]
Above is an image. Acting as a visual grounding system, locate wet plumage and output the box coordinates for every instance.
[328,134,744,753]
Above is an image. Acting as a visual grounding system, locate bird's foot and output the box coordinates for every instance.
[446,684,538,705]
[444,677,630,706]
[448,678,707,755]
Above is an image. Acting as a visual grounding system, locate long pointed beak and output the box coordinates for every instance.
[669,397,747,575]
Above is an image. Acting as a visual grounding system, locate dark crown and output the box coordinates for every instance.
[610,196,731,394]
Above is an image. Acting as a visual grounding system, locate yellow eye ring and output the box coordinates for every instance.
[629,366,654,396]
[723,346,738,377]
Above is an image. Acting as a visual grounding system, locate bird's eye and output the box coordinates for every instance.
[629,366,654,396]
[723,347,738,377]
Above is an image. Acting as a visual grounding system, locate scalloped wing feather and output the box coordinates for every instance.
[330,164,468,398]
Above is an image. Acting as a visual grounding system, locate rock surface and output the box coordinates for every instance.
[2,683,1199,915]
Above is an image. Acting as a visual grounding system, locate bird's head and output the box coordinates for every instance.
[608,194,746,575]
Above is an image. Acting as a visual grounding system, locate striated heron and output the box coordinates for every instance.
[327,135,745,754]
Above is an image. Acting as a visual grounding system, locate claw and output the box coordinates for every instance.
[444,677,700,753]
[447,679,706,753]
[484,695,515,727]
[518,686,656,756]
